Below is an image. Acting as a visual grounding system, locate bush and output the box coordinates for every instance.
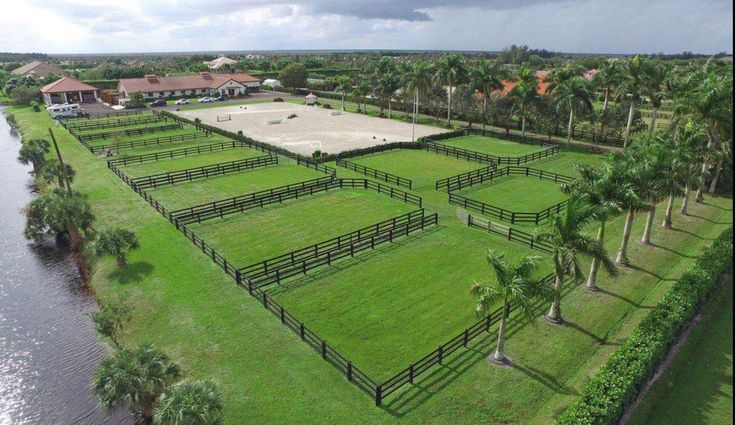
[556,228,733,425]
[11,86,42,106]
[30,100,40,112]
[273,97,284,102]
[194,117,201,124]
[322,103,332,109]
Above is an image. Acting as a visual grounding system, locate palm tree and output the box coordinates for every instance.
[93,345,182,424]
[615,55,649,148]
[470,60,507,132]
[508,67,540,141]
[351,81,371,114]
[24,188,95,251]
[435,53,467,126]
[593,61,623,121]
[93,228,140,267]
[17,138,50,173]
[471,251,552,363]
[628,136,670,245]
[535,196,617,323]
[552,77,595,147]
[39,159,75,188]
[644,62,671,133]
[612,155,646,265]
[403,61,434,141]
[334,76,352,112]
[377,72,401,118]
[562,163,627,291]
[154,380,223,425]
[89,295,132,348]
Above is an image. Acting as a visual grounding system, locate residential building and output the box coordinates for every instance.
[117,72,260,102]
[40,76,99,105]
[12,60,66,78]
[204,56,238,70]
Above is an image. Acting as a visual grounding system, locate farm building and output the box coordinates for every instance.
[204,56,238,69]
[12,60,66,78]
[117,72,261,102]
[40,76,99,106]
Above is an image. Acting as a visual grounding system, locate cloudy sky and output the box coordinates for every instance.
[1,0,732,54]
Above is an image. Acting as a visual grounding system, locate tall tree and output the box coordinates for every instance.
[615,55,649,148]
[536,196,617,323]
[434,53,467,126]
[376,72,401,118]
[403,61,434,141]
[17,138,50,173]
[93,345,181,424]
[470,60,507,132]
[93,228,140,267]
[38,159,75,188]
[154,380,223,425]
[644,61,671,133]
[24,188,95,251]
[592,61,623,131]
[508,67,540,141]
[471,251,552,363]
[552,77,595,146]
[334,76,352,112]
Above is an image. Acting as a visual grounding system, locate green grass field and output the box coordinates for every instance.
[86,128,201,145]
[9,106,733,424]
[350,149,485,189]
[459,175,567,212]
[119,147,264,177]
[188,189,417,267]
[529,149,609,176]
[106,136,233,158]
[269,224,552,379]
[439,135,547,157]
[73,119,169,135]
[628,277,733,425]
[148,163,326,210]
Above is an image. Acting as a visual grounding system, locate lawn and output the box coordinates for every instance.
[438,135,547,157]
[9,105,733,425]
[350,149,485,189]
[107,135,232,158]
[269,224,552,379]
[148,163,325,210]
[187,189,417,267]
[72,119,167,135]
[529,149,609,176]
[627,276,733,425]
[65,112,156,126]
[459,175,567,212]
[119,146,264,177]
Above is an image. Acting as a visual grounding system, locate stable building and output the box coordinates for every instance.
[40,76,99,106]
[117,72,260,102]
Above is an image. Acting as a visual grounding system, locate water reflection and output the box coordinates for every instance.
[0,109,131,425]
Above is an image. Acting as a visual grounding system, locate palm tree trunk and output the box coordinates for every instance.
[624,100,635,148]
[66,219,84,252]
[649,105,658,133]
[447,83,452,126]
[597,89,610,140]
[696,133,715,202]
[388,98,392,119]
[602,89,609,111]
[566,108,574,147]
[341,93,345,112]
[482,95,488,132]
[680,184,690,215]
[641,205,656,245]
[521,107,527,141]
[615,208,635,265]
[494,303,509,361]
[708,160,723,193]
[546,274,564,323]
[586,220,606,291]
[662,191,675,228]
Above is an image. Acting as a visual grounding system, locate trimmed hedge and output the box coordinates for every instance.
[557,227,733,425]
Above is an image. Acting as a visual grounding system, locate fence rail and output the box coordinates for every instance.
[67,115,164,132]
[336,159,413,189]
[107,140,257,167]
[130,155,278,189]
[77,122,184,142]
[62,109,146,121]
[436,165,497,191]
[239,209,436,286]
[447,166,574,192]
[170,178,421,225]
[90,132,208,154]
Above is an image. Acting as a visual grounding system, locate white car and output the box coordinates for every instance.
[174,98,190,105]
[199,97,213,103]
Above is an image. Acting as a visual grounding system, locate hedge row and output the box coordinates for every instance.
[557,227,733,425]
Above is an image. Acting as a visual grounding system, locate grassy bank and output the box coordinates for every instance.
[8,105,732,424]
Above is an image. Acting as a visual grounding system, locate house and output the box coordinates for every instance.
[12,60,66,78]
[40,76,99,105]
[204,56,238,70]
[117,72,260,102]
[497,70,551,96]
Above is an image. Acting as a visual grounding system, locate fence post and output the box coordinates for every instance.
[409,363,414,384]
[438,346,444,364]
[375,385,382,407]
[486,315,492,331]
[300,323,305,340]
[463,328,469,347]
[321,340,327,359]
[262,292,268,309]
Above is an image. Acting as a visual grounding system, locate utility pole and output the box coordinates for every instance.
[48,128,73,197]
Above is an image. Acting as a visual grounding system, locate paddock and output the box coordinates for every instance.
[174,102,447,156]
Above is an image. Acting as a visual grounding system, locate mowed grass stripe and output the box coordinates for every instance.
[120,147,265,177]
[439,135,547,157]
[188,189,416,267]
[268,224,552,379]
[148,164,326,210]
[351,149,485,189]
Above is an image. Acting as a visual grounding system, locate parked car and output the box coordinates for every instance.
[150,99,167,107]
[215,95,227,102]
[199,97,214,103]
[174,98,190,105]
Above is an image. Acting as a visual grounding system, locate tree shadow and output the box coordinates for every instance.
[563,319,619,347]
[647,242,698,259]
[596,287,654,309]
[627,264,673,282]
[107,261,154,284]
[510,362,579,395]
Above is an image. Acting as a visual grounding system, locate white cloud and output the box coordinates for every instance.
[0,0,731,54]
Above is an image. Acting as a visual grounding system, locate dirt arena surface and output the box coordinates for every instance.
[174,102,448,156]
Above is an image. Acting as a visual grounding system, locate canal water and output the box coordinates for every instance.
[0,108,130,425]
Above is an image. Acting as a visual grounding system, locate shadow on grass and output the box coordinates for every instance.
[597,288,655,309]
[682,213,732,226]
[646,241,699,259]
[107,261,154,284]
[564,319,619,347]
[511,362,579,395]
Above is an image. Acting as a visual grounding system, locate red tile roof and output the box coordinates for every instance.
[12,60,66,77]
[118,73,260,93]
[41,76,98,93]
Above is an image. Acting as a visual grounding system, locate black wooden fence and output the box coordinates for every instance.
[336,158,413,189]
[90,132,208,154]
[77,122,184,142]
[66,115,164,132]
[129,155,278,190]
[108,140,259,167]
[239,209,436,287]
[435,165,497,191]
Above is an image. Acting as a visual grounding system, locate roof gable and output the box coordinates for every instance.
[41,76,98,93]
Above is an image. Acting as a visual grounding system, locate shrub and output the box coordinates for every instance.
[273,97,284,102]
[30,100,40,112]
[194,117,201,124]
[322,103,332,109]
[557,227,733,425]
